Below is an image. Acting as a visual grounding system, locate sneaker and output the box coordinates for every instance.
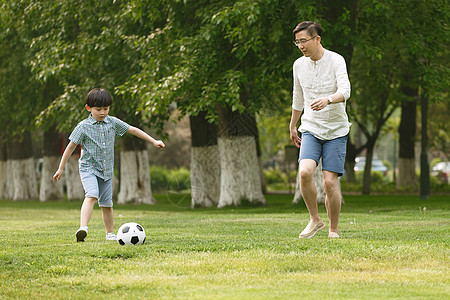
[299,219,326,239]
[76,227,88,242]
[106,233,117,241]
[328,232,340,238]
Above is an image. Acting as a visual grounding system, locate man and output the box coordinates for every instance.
[289,21,351,238]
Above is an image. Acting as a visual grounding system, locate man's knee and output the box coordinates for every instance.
[300,159,316,180]
[300,168,315,182]
[322,172,338,192]
[323,178,337,191]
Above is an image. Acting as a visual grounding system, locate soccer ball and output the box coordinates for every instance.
[117,222,146,245]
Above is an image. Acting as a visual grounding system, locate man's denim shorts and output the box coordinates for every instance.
[299,131,348,177]
[79,171,113,207]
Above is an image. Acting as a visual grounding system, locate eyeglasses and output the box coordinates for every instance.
[293,36,317,46]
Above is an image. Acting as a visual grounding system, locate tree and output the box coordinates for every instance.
[0,0,46,200]
[29,0,167,203]
[118,0,320,206]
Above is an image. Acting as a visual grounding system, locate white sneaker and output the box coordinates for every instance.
[106,233,117,241]
[328,232,340,238]
[76,227,88,242]
[299,219,326,239]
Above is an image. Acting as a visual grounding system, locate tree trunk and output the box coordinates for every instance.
[217,136,265,207]
[398,76,418,187]
[65,145,84,201]
[0,160,6,199]
[293,159,343,204]
[217,108,265,207]
[190,146,220,207]
[258,156,267,194]
[189,113,220,208]
[0,135,7,199]
[344,136,358,183]
[362,146,375,195]
[118,135,154,205]
[40,126,64,201]
[7,133,38,201]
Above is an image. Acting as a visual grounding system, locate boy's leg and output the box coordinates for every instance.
[101,207,114,234]
[97,177,114,235]
[80,197,98,226]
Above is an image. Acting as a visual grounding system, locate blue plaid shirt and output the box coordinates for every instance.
[69,115,130,180]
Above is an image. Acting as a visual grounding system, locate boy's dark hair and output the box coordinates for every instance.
[85,88,113,107]
[293,21,322,39]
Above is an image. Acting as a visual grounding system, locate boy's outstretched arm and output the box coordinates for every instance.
[53,141,78,181]
[127,126,165,149]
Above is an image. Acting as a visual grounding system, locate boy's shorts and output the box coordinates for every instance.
[299,131,348,177]
[79,171,113,207]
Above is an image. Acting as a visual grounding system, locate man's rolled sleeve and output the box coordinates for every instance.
[292,62,305,111]
[335,56,351,101]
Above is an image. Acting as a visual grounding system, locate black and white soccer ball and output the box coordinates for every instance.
[117,222,146,245]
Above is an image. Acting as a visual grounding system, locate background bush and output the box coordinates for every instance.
[168,168,191,191]
[150,166,170,192]
[263,168,288,185]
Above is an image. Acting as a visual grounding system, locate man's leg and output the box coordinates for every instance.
[299,159,321,223]
[322,170,340,234]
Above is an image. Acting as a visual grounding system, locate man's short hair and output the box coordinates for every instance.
[293,21,322,39]
[85,88,113,107]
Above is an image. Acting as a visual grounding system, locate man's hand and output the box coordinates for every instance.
[310,97,328,111]
[290,128,301,148]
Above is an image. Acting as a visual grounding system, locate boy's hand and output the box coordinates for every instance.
[53,169,63,181]
[153,140,165,149]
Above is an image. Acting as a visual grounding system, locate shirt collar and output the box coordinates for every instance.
[309,49,328,65]
[88,114,109,124]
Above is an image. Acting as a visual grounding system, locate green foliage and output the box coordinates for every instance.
[168,167,191,191]
[149,166,170,192]
[117,0,319,124]
[263,168,288,185]
[0,0,448,187]
[257,107,292,161]
[150,166,191,192]
[355,170,387,184]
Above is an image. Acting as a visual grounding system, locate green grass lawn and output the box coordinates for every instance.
[0,194,448,299]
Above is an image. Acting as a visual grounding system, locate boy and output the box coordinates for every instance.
[53,88,165,242]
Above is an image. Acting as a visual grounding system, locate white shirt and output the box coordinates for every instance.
[292,49,351,140]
